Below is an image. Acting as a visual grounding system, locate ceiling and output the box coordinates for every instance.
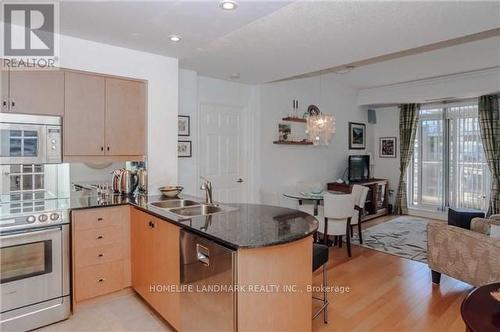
[333,35,500,90]
[60,1,500,86]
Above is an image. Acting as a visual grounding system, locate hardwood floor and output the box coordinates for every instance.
[38,215,472,332]
[312,215,473,332]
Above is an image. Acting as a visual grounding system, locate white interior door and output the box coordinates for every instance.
[200,103,246,203]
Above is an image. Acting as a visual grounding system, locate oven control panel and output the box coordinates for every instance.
[1,210,69,232]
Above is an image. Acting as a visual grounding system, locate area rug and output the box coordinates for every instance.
[351,217,428,263]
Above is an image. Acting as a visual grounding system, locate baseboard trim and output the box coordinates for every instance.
[408,208,447,221]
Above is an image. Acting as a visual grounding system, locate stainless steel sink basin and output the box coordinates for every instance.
[169,204,224,217]
[150,200,199,209]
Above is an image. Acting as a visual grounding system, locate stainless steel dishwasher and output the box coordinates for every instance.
[180,230,237,331]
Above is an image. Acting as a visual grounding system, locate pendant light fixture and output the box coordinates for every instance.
[305,75,336,146]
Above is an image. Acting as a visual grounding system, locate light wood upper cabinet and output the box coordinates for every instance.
[2,70,64,115]
[1,67,8,112]
[64,72,146,160]
[64,72,106,156]
[105,78,146,156]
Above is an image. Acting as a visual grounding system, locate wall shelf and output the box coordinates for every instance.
[281,117,307,123]
[273,140,313,145]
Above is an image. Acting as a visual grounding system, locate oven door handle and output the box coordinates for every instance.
[1,226,61,239]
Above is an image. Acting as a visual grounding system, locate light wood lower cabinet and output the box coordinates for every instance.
[130,208,180,330]
[72,206,131,303]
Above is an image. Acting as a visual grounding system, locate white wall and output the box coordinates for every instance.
[371,107,399,205]
[59,34,178,192]
[177,71,257,199]
[258,74,373,208]
[178,69,198,195]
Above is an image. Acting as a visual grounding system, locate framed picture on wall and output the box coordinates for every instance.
[178,141,192,158]
[349,122,366,149]
[379,137,397,158]
[178,115,190,136]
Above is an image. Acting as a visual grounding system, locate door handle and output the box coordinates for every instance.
[196,243,210,266]
[237,178,244,183]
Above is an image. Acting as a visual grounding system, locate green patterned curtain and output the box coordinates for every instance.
[394,104,420,215]
[478,94,500,216]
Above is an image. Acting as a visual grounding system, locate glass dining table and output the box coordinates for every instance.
[283,191,345,216]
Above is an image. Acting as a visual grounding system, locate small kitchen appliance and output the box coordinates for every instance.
[0,113,62,165]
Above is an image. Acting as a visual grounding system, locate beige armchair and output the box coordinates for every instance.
[427,217,500,287]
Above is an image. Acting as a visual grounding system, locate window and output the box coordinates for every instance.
[409,102,490,211]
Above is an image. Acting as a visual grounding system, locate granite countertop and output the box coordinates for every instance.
[63,192,318,249]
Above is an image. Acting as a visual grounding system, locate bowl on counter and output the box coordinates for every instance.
[159,185,184,198]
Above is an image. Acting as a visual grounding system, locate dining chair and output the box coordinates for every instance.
[317,192,355,257]
[350,185,369,244]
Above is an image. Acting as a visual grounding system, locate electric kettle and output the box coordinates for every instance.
[120,169,138,194]
[111,169,138,194]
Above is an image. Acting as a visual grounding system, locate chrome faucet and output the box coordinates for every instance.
[200,177,213,205]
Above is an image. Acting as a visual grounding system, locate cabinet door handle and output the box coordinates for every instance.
[100,146,104,152]
[98,253,104,257]
[97,217,103,222]
[2,99,7,111]
[10,100,15,110]
[98,278,105,282]
[107,146,110,152]
[97,235,104,239]
[149,221,155,228]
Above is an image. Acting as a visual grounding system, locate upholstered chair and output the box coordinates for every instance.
[427,216,500,287]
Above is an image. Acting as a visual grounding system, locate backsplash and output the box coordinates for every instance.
[0,163,70,204]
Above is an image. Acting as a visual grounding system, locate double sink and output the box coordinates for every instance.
[149,199,228,218]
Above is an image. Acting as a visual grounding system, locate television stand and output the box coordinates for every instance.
[327,178,389,222]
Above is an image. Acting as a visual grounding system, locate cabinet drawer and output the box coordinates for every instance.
[74,261,123,302]
[74,226,122,249]
[74,243,123,268]
[73,207,124,231]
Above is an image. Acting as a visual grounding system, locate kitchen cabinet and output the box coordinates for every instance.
[131,208,180,330]
[1,66,8,112]
[64,72,146,160]
[1,68,64,116]
[105,78,146,156]
[64,72,106,156]
[72,206,131,304]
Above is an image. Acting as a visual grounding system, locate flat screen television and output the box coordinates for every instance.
[348,155,370,182]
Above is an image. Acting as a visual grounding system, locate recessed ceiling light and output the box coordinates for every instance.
[169,35,182,42]
[219,0,238,11]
